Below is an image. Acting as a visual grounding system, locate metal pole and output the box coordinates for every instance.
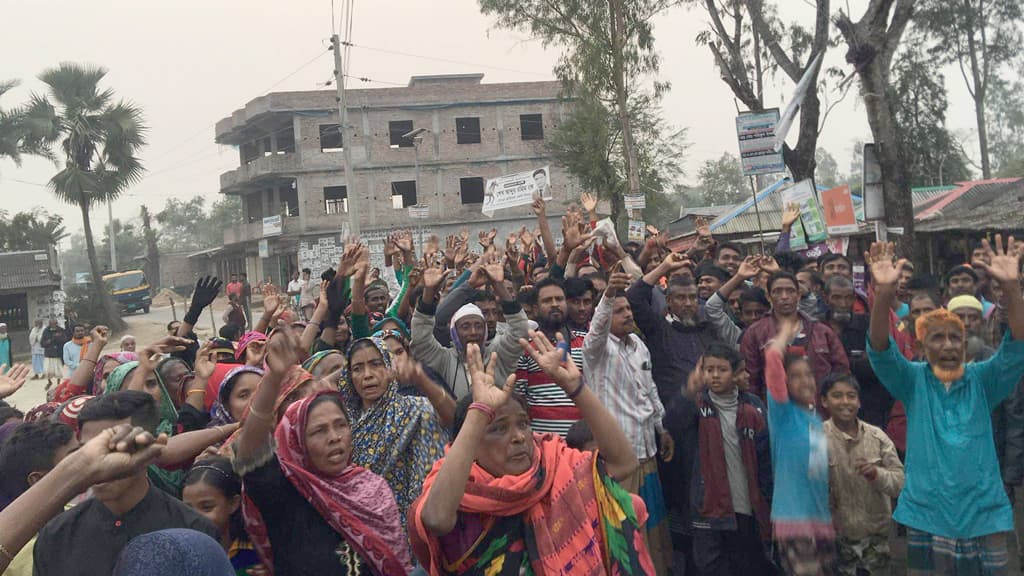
[107,200,117,271]
[747,176,767,255]
[331,34,360,236]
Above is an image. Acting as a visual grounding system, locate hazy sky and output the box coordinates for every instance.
[0,0,982,237]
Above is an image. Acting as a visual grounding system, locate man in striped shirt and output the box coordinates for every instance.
[515,277,587,437]
[583,270,674,573]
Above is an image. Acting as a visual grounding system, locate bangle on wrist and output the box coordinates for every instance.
[566,379,586,400]
[468,402,496,423]
[247,405,273,423]
[186,389,206,396]
[81,358,96,365]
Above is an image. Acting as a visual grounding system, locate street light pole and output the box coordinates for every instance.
[331,34,360,236]
[107,199,117,272]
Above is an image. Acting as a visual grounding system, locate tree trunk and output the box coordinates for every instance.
[783,89,822,181]
[859,63,916,257]
[609,0,641,209]
[81,201,126,331]
[974,91,991,178]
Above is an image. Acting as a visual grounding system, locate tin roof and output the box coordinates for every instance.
[0,250,60,291]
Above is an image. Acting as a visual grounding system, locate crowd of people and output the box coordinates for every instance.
[0,193,1022,575]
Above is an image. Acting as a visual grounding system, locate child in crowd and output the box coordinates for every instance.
[765,318,834,575]
[663,343,774,575]
[182,456,263,576]
[821,373,904,576]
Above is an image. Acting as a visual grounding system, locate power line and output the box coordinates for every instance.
[341,41,551,78]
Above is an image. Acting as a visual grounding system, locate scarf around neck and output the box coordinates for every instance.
[242,390,413,575]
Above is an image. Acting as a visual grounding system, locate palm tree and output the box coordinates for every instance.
[24,63,146,330]
[0,79,56,167]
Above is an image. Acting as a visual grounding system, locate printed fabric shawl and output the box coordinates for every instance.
[104,361,185,495]
[341,337,448,527]
[242,390,413,576]
[411,433,656,576]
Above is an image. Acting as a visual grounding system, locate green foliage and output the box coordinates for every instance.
[693,152,747,206]
[546,92,688,228]
[0,79,58,167]
[0,210,67,252]
[988,75,1024,176]
[917,0,1023,177]
[155,195,242,252]
[889,41,972,187]
[815,149,841,188]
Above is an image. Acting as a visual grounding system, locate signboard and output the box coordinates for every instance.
[821,185,859,235]
[258,239,269,258]
[825,237,850,257]
[781,179,827,244]
[262,215,282,237]
[628,220,645,243]
[862,143,884,221]
[483,165,552,216]
[735,109,785,176]
[298,228,433,278]
[409,205,430,219]
[624,195,646,210]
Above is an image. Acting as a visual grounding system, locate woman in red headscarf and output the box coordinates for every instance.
[232,324,412,575]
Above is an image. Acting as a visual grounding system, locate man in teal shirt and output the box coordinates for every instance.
[867,237,1024,575]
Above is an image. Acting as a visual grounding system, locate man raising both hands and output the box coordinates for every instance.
[867,237,1024,575]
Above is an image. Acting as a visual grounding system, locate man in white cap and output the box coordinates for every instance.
[412,252,529,399]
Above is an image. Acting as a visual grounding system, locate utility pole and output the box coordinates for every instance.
[331,34,360,236]
[107,199,117,272]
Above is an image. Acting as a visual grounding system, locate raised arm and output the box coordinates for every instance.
[975,235,1024,341]
[583,272,629,364]
[520,330,639,479]
[0,425,165,572]
[418,345,513,536]
[764,317,799,404]
[533,197,558,265]
[178,276,223,339]
[126,336,192,393]
[865,242,906,352]
[234,323,299,462]
[155,423,239,467]
[68,326,109,393]
[300,282,331,352]
[394,354,455,427]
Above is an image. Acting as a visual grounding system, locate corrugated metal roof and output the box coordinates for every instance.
[0,251,59,291]
[916,178,1023,219]
[912,185,957,206]
[917,200,1024,232]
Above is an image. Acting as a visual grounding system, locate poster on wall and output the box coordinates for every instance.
[258,239,269,258]
[262,215,282,237]
[781,179,827,244]
[482,165,552,216]
[628,220,645,243]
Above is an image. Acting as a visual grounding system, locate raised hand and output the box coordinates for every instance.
[191,276,223,310]
[262,286,281,316]
[518,330,580,392]
[581,192,598,215]
[465,343,513,411]
[736,256,762,280]
[519,226,535,249]
[561,212,593,252]
[452,239,469,269]
[482,252,505,284]
[478,228,497,249]
[695,217,714,248]
[422,263,451,291]
[460,228,470,244]
[0,364,30,398]
[658,252,693,274]
[757,255,780,275]
[393,353,427,387]
[975,235,1021,285]
[337,238,363,277]
[90,325,110,349]
[767,316,800,357]
[532,196,547,217]
[468,253,491,288]
[265,320,301,376]
[393,230,414,255]
[193,342,216,380]
[864,242,906,287]
[79,424,167,485]
[383,234,400,257]
[781,202,801,229]
[605,271,632,297]
[425,235,440,263]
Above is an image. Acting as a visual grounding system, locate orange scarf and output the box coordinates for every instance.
[411,434,655,575]
[72,336,91,360]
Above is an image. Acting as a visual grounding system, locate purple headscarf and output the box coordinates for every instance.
[208,365,265,426]
[92,352,138,394]
[235,332,267,363]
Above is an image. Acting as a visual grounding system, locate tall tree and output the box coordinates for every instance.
[917,0,1023,178]
[0,79,56,167]
[987,74,1024,176]
[890,39,973,187]
[140,206,161,290]
[694,152,748,205]
[693,0,830,180]
[546,92,688,228]
[478,0,679,225]
[156,196,209,251]
[815,148,841,188]
[836,0,915,255]
[23,63,147,330]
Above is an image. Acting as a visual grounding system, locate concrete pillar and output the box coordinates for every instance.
[496,111,505,157]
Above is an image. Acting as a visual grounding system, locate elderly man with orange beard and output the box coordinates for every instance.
[867,237,1024,576]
